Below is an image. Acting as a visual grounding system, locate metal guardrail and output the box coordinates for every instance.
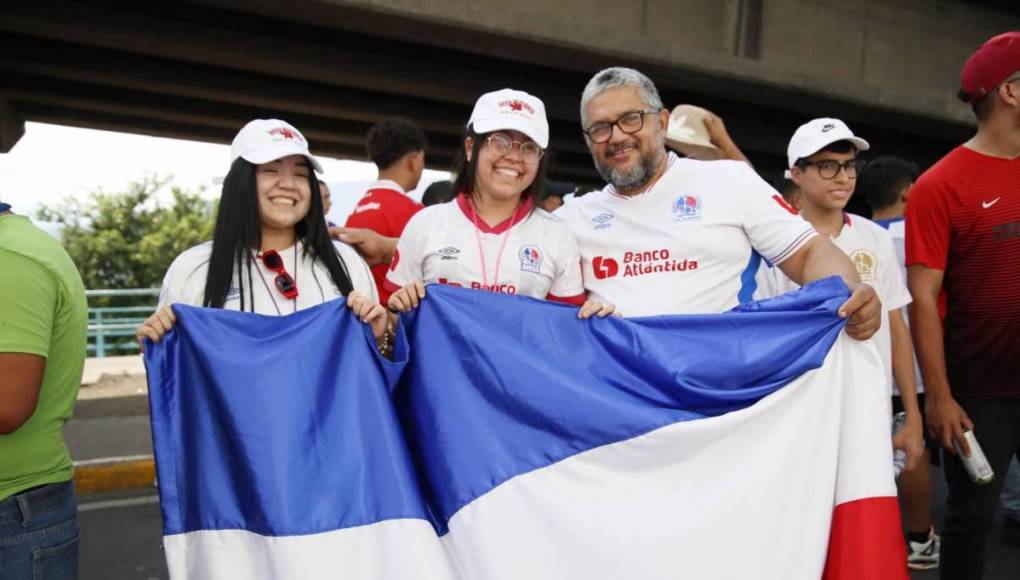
[87,288,160,357]
[86,288,162,298]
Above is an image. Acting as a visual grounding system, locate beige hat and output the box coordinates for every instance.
[664,105,724,161]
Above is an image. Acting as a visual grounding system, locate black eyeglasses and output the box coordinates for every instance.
[583,110,661,144]
[260,250,298,300]
[796,159,865,180]
[485,133,544,162]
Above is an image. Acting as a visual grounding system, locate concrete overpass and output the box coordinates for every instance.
[1,0,1017,186]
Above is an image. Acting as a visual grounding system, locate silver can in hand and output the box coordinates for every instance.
[954,430,995,485]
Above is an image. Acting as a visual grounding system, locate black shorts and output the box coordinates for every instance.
[892,392,941,465]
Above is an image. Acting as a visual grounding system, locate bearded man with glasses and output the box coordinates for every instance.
[556,67,881,340]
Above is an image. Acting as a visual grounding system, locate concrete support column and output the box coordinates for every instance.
[0,97,25,153]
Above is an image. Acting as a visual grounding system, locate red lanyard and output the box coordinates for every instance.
[471,210,518,290]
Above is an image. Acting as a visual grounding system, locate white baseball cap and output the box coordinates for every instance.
[467,89,549,149]
[230,119,323,173]
[786,118,869,169]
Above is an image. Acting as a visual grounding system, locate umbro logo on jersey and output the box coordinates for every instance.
[673,194,702,222]
[982,197,1001,209]
[592,212,615,230]
[438,246,460,261]
[519,245,543,273]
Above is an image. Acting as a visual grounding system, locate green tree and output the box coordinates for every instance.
[37,175,216,298]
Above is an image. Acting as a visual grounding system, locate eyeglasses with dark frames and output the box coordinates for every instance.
[795,159,865,180]
[260,249,298,300]
[484,133,544,162]
[583,109,661,144]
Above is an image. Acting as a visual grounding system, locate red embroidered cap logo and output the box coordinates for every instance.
[498,99,535,116]
[268,127,303,142]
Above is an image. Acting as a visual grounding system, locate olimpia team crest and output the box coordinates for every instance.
[673,194,702,222]
[519,245,543,273]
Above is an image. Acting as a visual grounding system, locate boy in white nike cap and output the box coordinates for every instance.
[760,119,926,532]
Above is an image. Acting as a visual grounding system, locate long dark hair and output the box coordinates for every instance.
[450,127,549,206]
[203,157,353,309]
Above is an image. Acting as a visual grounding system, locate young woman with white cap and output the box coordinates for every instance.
[386,89,613,318]
[137,119,392,353]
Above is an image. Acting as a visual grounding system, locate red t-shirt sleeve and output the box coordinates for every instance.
[344,189,423,305]
[385,195,424,237]
[344,189,423,238]
[904,176,951,271]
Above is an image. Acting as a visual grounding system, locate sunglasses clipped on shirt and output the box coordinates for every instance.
[260,249,298,300]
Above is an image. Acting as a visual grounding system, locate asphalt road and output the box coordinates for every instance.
[76,477,1019,580]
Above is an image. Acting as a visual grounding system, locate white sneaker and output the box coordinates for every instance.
[907,528,940,570]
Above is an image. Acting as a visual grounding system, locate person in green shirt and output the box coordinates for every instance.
[0,199,87,579]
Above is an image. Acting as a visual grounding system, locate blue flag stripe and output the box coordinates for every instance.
[146,277,850,538]
[400,277,849,534]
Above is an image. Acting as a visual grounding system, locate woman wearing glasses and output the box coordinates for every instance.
[386,89,613,319]
[137,119,390,352]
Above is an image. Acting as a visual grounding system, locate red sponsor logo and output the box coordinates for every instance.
[592,256,619,279]
[437,279,516,294]
[268,127,303,142]
[470,282,517,294]
[593,249,698,280]
[772,194,798,216]
[622,249,698,277]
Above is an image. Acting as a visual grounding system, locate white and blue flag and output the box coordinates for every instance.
[145,277,907,580]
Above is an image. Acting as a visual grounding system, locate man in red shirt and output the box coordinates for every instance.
[345,118,427,304]
[905,31,1020,580]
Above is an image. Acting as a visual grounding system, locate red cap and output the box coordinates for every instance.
[959,31,1020,104]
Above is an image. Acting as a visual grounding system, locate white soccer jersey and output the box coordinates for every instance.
[385,195,585,304]
[556,154,817,317]
[757,213,912,393]
[158,240,377,315]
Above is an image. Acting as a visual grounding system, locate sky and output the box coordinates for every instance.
[0,122,450,228]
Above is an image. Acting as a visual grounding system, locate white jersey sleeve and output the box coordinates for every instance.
[752,262,781,300]
[735,166,817,266]
[384,209,427,291]
[543,213,585,301]
[334,241,378,301]
[157,243,212,309]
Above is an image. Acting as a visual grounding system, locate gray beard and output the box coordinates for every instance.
[594,147,665,193]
